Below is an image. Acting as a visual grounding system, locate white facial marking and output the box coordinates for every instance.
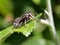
[14,23,18,26]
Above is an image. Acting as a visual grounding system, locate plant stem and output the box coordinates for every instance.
[46,0,59,45]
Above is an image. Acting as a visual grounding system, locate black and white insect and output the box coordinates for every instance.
[13,12,35,28]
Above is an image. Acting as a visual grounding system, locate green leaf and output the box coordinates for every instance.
[0,13,42,44]
[0,26,14,44]
[14,21,35,37]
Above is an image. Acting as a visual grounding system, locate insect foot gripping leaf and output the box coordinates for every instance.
[0,26,14,44]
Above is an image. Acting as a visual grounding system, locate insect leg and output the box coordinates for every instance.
[24,19,27,27]
[19,22,23,27]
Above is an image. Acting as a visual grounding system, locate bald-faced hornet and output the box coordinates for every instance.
[13,12,35,28]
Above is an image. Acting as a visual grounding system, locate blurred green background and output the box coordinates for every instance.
[0,0,60,45]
